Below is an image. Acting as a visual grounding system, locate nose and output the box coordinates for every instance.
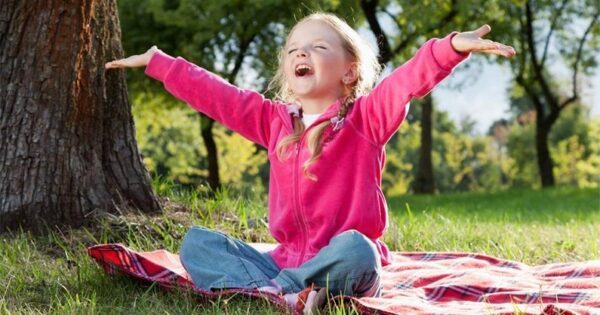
[295,48,308,58]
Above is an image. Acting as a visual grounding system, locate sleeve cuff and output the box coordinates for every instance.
[431,32,470,71]
[144,50,176,82]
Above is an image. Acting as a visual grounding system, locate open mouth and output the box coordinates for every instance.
[295,64,313,77]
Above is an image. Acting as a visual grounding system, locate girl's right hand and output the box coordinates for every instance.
[105,46,160,69]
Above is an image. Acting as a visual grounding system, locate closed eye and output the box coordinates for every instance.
[287,49,297,54]
[315,45,327,49]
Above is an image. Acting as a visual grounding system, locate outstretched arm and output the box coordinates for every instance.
[356,25,515,146]
[105,47,277,149]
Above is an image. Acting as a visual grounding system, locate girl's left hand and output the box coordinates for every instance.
[451,25,516,58]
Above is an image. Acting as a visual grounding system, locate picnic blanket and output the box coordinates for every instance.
[88,243,600,314]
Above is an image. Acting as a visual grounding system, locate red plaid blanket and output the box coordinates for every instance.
[88,244,600,315]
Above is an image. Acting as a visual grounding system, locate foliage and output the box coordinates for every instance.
[504,105,599,188]
[551,116,600,188]
[118,0,364,93]
[384,101,599,193]
[133,93,206,186]
[439,133,504,191]
[506,122,539,187]
[373,0,510,62]
[213,128,268,191]
[132,92,268,192]
[383,121,419,195]
[549,104,596,187]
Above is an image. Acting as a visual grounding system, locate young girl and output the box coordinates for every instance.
[106,13,515,314]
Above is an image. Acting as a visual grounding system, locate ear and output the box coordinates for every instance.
[342,62,359,86]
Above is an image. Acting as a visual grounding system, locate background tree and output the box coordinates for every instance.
[497,0,599,187]
[0,0,161,233]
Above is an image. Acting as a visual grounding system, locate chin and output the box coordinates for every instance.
[291,87,316,98]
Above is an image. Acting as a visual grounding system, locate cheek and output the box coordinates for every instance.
[319,56,346,80]
[283,59,293,76]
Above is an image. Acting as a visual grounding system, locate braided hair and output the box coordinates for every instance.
[301,92,356,181]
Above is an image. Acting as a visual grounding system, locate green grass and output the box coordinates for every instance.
[0,183,598,314]
[385,186,600,264]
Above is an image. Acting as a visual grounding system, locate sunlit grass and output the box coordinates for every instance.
[385,187,600,264]
[0,182,598,313]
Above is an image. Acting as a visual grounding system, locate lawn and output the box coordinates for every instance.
[0,184,598,314]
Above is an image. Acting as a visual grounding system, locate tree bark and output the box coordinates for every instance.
[413,96,435,194]
[535,118,555,187]
[0,0,161,233]
[200,115,220,191]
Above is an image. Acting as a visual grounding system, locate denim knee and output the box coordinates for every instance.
[329,230,381,272]
[180,226,214,263]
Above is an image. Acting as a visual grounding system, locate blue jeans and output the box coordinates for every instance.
[179,227,382,297]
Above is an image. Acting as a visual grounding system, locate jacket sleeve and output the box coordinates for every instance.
[144,51,277,148]
[354,32,470,146]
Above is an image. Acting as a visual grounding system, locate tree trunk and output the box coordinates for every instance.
[535,113,556,187]
[413,96,435,194]
[199,114,221,192]
[359,0,392,65]
[0,0,161,233]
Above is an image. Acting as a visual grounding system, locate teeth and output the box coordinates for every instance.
[295,64,312,76]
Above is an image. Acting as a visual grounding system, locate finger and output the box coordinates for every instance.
[105,60,123,69]
[476,39,501,50]
[106,55,136,69]
[474,24,492,38]
[476,47,516,58]
[475,49,505,57]
[481,43,516,55]
[476,40,516,53]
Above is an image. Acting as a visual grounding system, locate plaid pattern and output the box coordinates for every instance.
[88,244,600,315]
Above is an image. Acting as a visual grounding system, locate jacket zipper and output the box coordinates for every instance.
[293,139,309,267]
[289,106,340,266]
[294,121,327,267]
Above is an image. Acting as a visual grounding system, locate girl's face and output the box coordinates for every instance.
[283,20,355,105]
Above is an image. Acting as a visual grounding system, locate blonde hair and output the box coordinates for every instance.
[268,13,381,181]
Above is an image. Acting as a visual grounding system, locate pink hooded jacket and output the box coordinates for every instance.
[145,32,469,269]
